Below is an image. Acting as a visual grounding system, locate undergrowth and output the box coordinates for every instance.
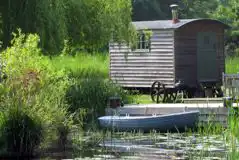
[0,30,131,158]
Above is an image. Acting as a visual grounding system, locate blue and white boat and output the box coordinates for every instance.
[98,110,199,132]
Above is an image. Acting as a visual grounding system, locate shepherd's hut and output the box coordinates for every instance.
[109,4,230,90]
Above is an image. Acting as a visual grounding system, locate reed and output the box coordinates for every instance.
[0,31,74,158]
[65,78,130,129]
[70,109,239,159]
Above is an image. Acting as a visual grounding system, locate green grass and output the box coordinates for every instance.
[51,53,109,78]
[226,57,239,74]
[128,94,152,104]
[45,53,239,158]
[128,57,239,104]
[48,54,239,105]
[48,53,154,105]
[49,53,239,79]
[47,54,239,106]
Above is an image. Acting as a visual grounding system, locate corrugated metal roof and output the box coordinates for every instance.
[132,18,230,30]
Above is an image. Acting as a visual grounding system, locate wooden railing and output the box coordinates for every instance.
[222,72,239,98]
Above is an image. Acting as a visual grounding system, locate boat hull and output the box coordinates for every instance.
[98,111,199,132]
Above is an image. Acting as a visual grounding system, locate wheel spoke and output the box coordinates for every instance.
[150,81,165,103]
[156,94,160,103]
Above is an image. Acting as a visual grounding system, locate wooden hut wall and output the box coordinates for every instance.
[109,29,175,88]
[174,21,225,87]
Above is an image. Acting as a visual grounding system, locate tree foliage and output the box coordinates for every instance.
[132,0,178,21]
[211,0,239,56]
[0,0,134,54]
[67,0,135,51]
[131,0,219,21]
[212,0,238,37]
[179,0,219,19]
[0,0,68,53]
[131,0,238,57]
[0,0,237,55]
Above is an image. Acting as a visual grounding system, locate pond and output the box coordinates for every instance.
[73,131,238,160]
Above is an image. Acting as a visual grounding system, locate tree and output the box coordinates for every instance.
[131,0,238,57]
[179,0,219,19]
[211,0,239,56]
[0,0,135,54]
[0,0,68,53]
[132,0,178,21]
[66,0,135,52]
[131,0,219,21]
[211,0,238,38]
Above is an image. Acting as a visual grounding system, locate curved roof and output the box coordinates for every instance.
[132,18,230,30]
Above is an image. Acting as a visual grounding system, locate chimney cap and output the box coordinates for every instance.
[170,4,179,9]
[170,4,179,24]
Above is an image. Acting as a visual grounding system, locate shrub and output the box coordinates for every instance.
[0,106,43,157]
[66,78,129,128]
[0,75,72,157]
[0,30,74,156]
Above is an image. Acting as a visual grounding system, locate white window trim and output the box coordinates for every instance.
[131,32,151,52]
[132,49,150,53]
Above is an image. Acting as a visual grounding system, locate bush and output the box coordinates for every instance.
[66,78,129,128]
[0,30,74,156]
[0,106,43,157]
[0,29,131,156]
[0,74,72,157]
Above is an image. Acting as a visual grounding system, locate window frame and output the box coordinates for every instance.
[131,31,151,52]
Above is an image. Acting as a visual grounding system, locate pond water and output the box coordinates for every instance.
[76,132,237,160]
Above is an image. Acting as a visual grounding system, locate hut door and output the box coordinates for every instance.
[197,32,217,82]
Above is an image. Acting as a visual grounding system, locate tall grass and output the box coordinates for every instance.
[69,112,239,159]
[226,57,239,74]
[0,31,74,158]
[49,52,132,129]
[51,53,109,79]
[2,30,238,158]
[65,78,129,130]
[0,104,43,157]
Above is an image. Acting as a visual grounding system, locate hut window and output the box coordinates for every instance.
[132,32,150,51]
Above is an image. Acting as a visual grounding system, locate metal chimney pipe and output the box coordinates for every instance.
[170,4,179,24]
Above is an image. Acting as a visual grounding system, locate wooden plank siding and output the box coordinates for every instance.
[109,19,227,89]
[109,29,175,88]
[174,21,225,87]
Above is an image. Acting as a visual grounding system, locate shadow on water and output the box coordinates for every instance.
[95,132,229,160]
[58,128,231,160]
[20,130,236,160]
[23,121,238,160]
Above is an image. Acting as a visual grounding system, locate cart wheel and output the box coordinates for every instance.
[213,86,223,97]
[150,81,166,103]
[167,90,178,103]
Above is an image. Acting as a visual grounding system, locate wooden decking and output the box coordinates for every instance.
[183,97,223,103]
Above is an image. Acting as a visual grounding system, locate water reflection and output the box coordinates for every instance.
[79,133,236,160]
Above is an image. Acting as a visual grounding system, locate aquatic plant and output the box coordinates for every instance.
[0,105,43,158]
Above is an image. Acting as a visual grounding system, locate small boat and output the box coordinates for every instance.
[98,110,200,132]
